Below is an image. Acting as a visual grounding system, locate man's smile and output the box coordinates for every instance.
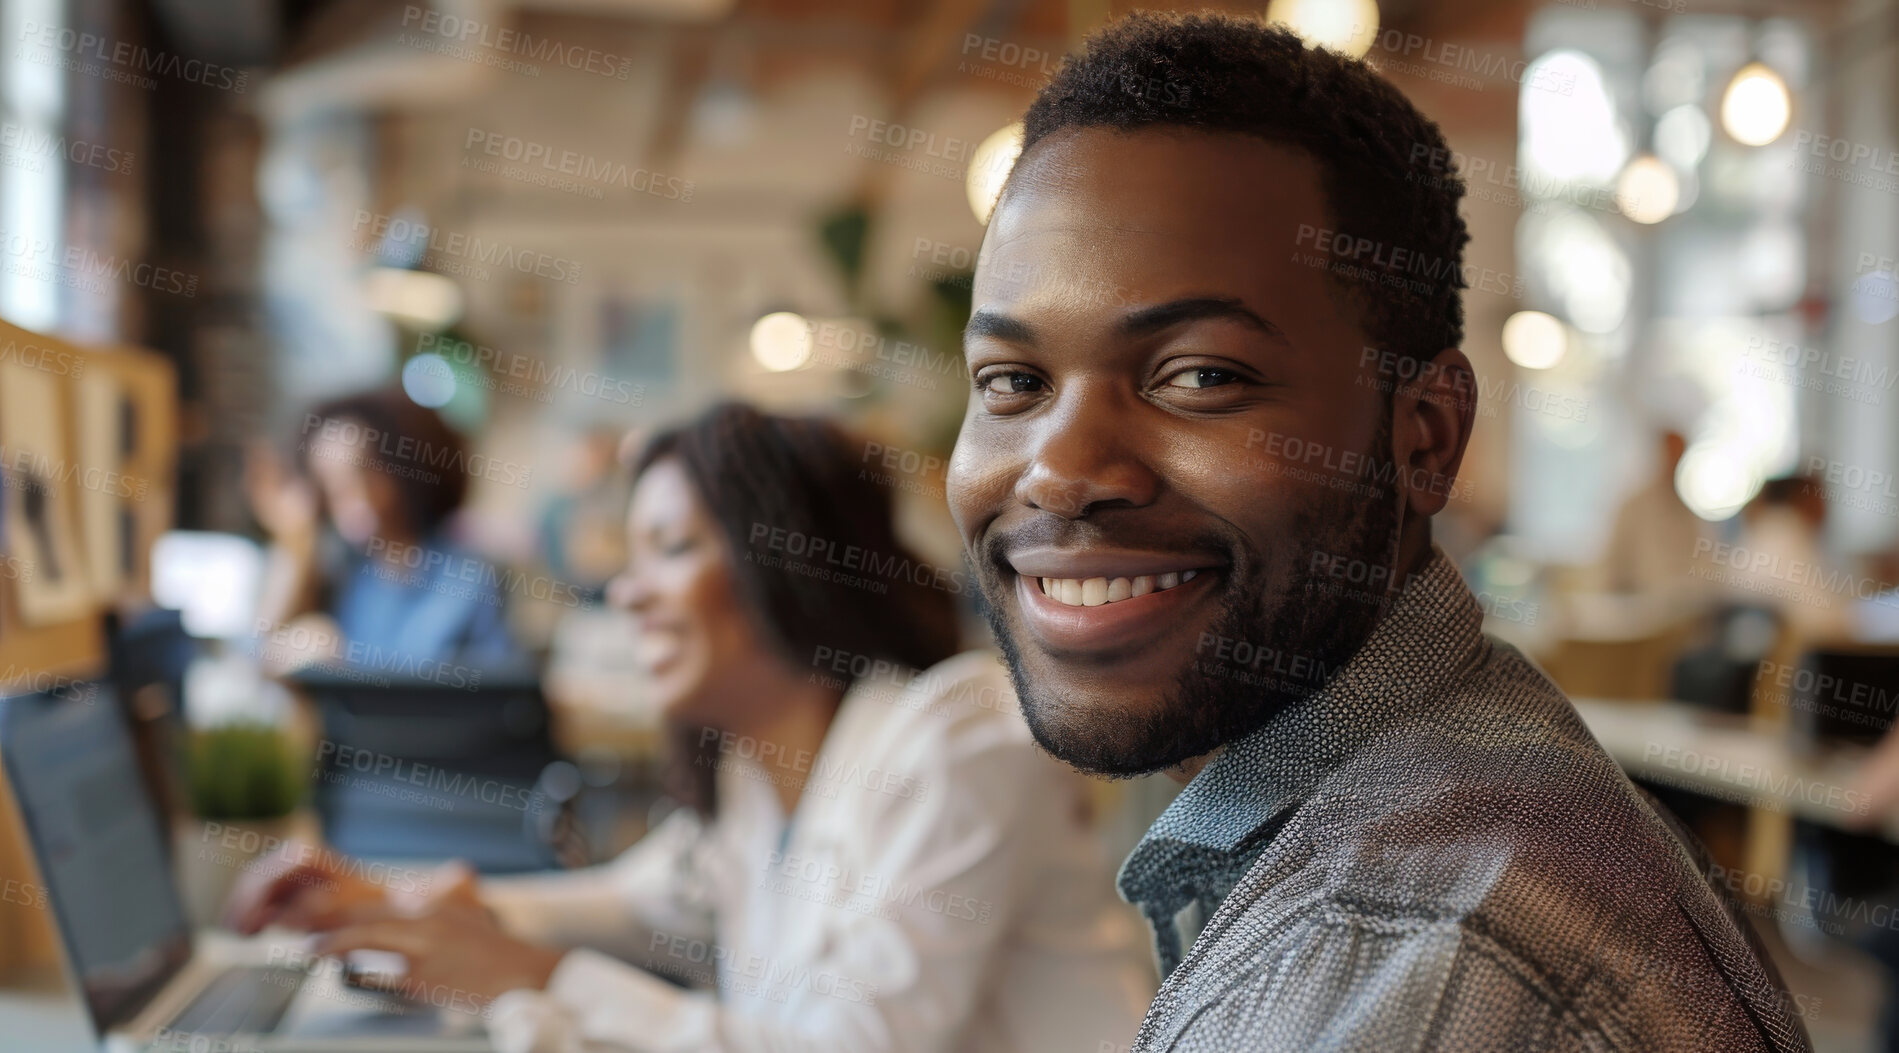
[1004,544,1226,656]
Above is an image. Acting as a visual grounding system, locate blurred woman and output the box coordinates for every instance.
[228,402,1154,1053]
[247,389,522,668]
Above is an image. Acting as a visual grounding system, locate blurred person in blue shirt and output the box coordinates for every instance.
[247,389,524,671]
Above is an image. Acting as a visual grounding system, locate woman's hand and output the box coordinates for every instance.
[224,840,387,934]
[315,908,565,1008]
[244,441,320,545]
[223,841,483,934]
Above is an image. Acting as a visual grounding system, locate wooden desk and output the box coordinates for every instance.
[1572,698,1899,842]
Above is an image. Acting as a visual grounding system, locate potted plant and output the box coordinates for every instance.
[174,721,312,926]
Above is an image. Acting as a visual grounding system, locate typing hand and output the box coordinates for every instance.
[223,840,387,934]
[314,910,564,1009]
[223,841,483,934]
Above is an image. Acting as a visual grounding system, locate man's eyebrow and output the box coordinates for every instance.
[1119,297,1290,343]
[965,309,1036,345]
[964,297,1291,348]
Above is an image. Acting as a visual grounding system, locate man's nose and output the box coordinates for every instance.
[1013,389,1160,518]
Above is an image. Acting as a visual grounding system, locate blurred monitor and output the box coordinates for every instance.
[151,531,263,639]
[290,667,562,872]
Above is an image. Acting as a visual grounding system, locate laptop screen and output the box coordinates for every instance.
[1,687,192,1032]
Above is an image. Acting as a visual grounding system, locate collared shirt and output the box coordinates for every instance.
[481,650,1155,1053]
[1118,547,1811,1052]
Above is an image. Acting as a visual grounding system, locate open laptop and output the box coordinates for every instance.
[0,685,492,1052]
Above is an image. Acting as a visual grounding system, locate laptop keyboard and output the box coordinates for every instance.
[166,965,306,1037]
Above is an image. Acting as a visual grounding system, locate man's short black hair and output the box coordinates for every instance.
[1016,11,1470,364]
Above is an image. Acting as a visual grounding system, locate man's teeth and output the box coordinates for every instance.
[1038,569,1199,607]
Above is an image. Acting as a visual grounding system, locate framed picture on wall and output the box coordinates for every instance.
[73,345,177,606]
[0,357,93,626]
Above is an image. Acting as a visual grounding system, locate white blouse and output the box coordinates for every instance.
[481,650,1155,1053]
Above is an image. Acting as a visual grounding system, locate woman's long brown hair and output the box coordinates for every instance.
[631,403,961,818]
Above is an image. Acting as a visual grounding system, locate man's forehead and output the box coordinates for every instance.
[965,129,1346,337]
[978,128,1327,265]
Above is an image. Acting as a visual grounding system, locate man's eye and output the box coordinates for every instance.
[981,372,1043,395]
[1165,368,1239,390]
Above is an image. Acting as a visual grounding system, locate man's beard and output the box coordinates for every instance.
[976,420,1405,778]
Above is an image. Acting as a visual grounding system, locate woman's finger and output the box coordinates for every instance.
[316,918,440,960]
[228,865,323,934]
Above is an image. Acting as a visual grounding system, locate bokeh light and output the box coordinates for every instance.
[1521,50,1628,185]
[966,123,1024,226]
[1264,0,1380,59]
[400,352,457,408]
[1851,269,1899,325]
[1616,155,1680,224]
[1674,439,1763,521]
[1720,62,1791,146]
[1502,310,1568,370]
[749,311,814,371]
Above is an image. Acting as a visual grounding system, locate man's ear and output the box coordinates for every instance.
[1392,347,1476,519]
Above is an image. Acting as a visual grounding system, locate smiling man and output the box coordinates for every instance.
[947,12,1810,1053]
